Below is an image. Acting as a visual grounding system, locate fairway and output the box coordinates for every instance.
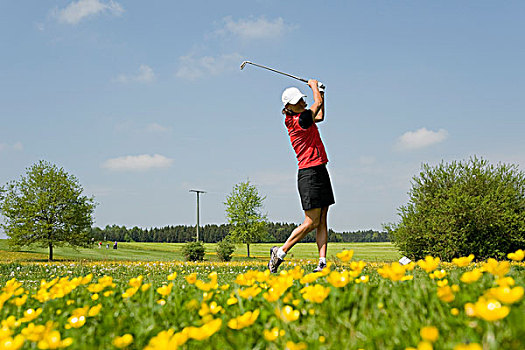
[0,239,400,263]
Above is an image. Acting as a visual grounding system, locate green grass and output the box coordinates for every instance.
[0,239,400,262]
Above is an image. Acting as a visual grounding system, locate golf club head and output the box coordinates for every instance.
[240,61,250,70]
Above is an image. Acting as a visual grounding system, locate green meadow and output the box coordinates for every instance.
[0,239,400,263]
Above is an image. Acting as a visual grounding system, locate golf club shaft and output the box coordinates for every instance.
[244,61,308,83]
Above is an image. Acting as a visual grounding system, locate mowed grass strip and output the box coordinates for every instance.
[0,239,400,262]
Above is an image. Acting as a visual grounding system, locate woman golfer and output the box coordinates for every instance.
[268,79,335,273]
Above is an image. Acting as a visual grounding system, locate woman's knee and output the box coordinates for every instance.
[304,217,320,230]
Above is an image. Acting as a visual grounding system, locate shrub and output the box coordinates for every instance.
[385,157,525,260]
[182,241,205,261]
[216,238,236,262]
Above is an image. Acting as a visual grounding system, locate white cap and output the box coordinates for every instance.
[281,87,306,106]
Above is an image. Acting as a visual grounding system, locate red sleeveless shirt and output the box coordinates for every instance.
[285,111,328,169]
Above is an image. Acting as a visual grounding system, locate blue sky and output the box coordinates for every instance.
[1,1,524,236]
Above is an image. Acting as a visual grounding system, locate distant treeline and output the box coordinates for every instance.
[90,223,390,243]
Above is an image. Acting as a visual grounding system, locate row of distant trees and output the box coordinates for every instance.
[2,158,523,261]
[89,224,390,244]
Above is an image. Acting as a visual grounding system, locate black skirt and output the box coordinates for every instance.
[297,164,335,210]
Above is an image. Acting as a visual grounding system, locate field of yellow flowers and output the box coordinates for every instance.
[1,250,524,350]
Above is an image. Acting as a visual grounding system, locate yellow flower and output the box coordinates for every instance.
[285,341,308,350]
[122,287,139,299]
[67,306,89,328]
[11,294,28,307]
[91,294,99,301]
[473,297,509,321]
[326,270,350,288]
[141,283,151,292]
[20,308,43,323]
[80,274,93,285]
[482,259,510,277]
[129,276,143,288]
[507,249,524,261]
[437,285,455,303]
[495,277,514,287]
[431,269,447,279]
[417,341,433,350]
[143,329,188,350]
[227,309,260,330]
[0,335,25,350]
[167,272,177,281]
[453,343,482,350]
[238,285,262,299]
[263,327,280,341]
[420,326,439,342]
[300,272,322,284]
[452,254,475,267]
[355,275,369,284]
[208,301,223,314]
[183,318,222,340]
[436,279,448,287]
[88,304,102,317]
[3,279,22,294]
[300,284,330,303]
[451,308,459,316]
[275,305,300,323]
[185,273,197,284]
[336,249,354,262]
[156,283,173,296]
[194,272,219,292]
[113,334,133,349]
[485,286,524,304]
[226,296,238,305]
[157,299,166,306]
[377,262,413,281]
[417,256,440,273]
[67,315,86,328]
[460,269,483,284]
[319,335,326,343]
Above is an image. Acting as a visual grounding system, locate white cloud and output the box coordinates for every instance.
[396,128,449,150]
[146,123,171,133]
[102,154,173,171]
[114,121,170,133]
[217,16,293,40]
[114,65,155,84]
[176,53,242,80]
[55,0,123,25]
[0,142,23,152]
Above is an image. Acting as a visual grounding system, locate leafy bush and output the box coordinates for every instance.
[385,157,525,260]
[216,238,236,262]
[182,241,205,261]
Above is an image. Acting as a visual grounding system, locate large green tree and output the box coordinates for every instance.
[0,160,96,260]
[385,157,525,260]
[224,180,267,257]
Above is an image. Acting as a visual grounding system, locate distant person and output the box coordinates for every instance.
[106,243,109,249]
[99,242,102,249]
[268,80,334,274]
[113,241,118,250]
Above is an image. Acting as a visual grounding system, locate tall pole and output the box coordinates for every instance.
[189,190,206,242]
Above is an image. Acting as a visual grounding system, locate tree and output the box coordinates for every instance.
[224,181,267,257]
[385,157,525,260]
[0,160,96,260]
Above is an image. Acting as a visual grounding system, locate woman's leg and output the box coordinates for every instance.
[281,208,322,253]
[316,206,329,258]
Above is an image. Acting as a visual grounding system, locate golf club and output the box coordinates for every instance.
[240,61,325,89]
